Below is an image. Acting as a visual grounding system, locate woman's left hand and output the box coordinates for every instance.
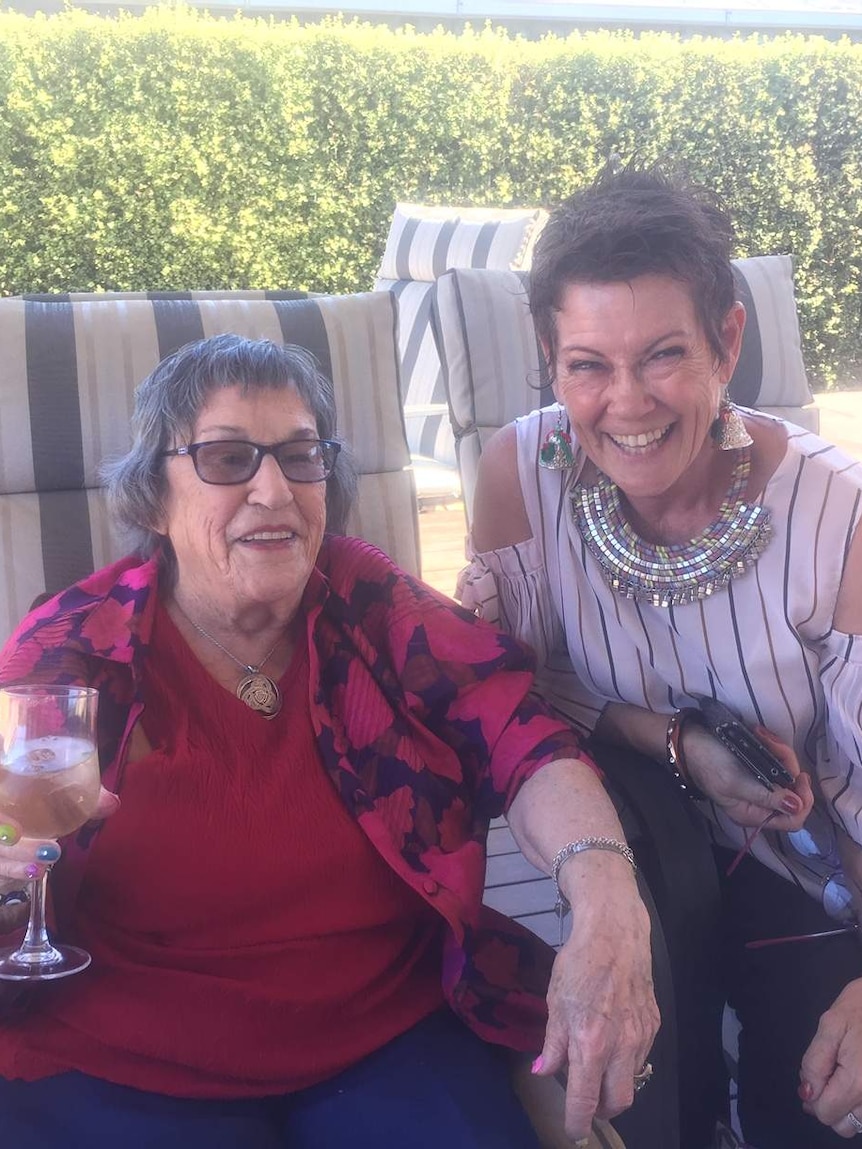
[533,863,659,1142]
[800,977,862,1137]
[683,723,815,833]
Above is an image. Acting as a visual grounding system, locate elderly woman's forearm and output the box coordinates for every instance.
[506,757,637,896]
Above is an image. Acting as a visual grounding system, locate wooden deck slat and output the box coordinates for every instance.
[486,850,545,887]
[483,876,556,917]
[487,823,518,856]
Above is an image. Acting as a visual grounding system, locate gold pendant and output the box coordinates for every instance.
[236,673,282,719]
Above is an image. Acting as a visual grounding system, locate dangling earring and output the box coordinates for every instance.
[539,406,575,470]
[711,396,753,451]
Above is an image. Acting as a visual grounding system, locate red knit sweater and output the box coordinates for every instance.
[0,602,444,1097]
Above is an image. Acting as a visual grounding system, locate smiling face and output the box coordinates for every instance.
[549,275,745,505]
[158,384,327,623]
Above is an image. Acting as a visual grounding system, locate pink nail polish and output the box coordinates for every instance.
[531,1056,544,1074]
[24,864,40,880]
[781,796,800,814]
[798,1080,813,1101]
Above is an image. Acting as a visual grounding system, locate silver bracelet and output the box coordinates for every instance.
[551,837,637,941]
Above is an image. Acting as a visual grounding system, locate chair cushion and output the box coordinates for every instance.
[0,293,418,639]
[20,290,309,302]
[374,278,456,467]
[431,269,552,519]
[729,255,812,410]
[375,202,547,284]
[432,258,815,521]
[375,204,548,483]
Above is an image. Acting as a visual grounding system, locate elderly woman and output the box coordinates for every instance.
[466,165,862,1149]
[0,334,655,1148]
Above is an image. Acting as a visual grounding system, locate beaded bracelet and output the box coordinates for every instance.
[552,837,637,944]
[665,708,708,800]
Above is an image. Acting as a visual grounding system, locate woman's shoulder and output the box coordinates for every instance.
[762,418,862,512]
[318,533,400,581]
[0,553,158,678]
[764,412,862,479]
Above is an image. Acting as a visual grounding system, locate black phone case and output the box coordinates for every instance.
[694,696,795,790]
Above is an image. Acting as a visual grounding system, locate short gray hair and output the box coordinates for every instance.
[101,334,358,560]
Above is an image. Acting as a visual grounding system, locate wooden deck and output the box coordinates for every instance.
[417,502,467,600]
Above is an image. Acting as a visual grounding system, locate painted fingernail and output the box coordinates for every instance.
[24,864,41,880]
[781,796,801,814]
[0,823,19,845]
[798,1080,813,1101]
[35,844,60,863]
[531,1056,544,1074]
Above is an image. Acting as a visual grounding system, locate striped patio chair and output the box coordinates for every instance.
[0,291,418,640]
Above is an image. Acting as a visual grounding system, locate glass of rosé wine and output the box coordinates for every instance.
[0,685,100,980]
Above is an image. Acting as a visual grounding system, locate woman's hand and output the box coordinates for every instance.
[506,757,659,1141]
[533,860,659,1142]
[0,785,119,885]
[800,978,862,1137]
[683,723,814,832]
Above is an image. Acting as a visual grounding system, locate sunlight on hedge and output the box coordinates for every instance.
[0,9,859,384]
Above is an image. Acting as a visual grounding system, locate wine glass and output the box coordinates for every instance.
[0,684,100,980]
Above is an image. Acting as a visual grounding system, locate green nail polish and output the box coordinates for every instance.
[0,823,18,845]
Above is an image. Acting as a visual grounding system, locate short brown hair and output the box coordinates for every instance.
[530,163,737,374]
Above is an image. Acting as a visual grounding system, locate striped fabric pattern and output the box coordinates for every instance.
[375,278,456,465]
[376,203,547,283]
[432,258,817,525]
[730,254,813,412]
[20,290,309,302]
[0,293,418,640]
[374,203,547,478]
[480,408,862,919]
[431,269,552,523]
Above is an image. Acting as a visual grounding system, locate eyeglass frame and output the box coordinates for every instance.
[160,438,342,485]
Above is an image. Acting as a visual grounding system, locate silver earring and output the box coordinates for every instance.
[712,397,753,451]
[539,406,574,470]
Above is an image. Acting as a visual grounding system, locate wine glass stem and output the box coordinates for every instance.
[17,874,60,963]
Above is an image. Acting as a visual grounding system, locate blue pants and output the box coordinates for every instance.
[0,1008,542,1149]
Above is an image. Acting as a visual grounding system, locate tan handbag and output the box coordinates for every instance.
[510,1055,626,1149]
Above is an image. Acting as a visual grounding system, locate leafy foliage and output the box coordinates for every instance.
[0,11,859,384]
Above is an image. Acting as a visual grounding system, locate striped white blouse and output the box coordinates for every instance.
[464,405,862,919]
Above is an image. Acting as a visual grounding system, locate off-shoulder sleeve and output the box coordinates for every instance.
[819,627,862,841]
[459,538,564,668]
[460,540,607,735]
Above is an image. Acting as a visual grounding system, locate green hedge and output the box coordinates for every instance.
[0,10,860,385]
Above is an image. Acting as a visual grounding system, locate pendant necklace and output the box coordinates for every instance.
[174,605,285,718]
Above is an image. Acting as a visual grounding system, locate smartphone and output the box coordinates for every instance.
[693,696,796,791]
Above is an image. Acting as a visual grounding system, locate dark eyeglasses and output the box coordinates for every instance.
[161,438,341,485]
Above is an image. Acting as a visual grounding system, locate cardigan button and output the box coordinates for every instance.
[422,878,439,896]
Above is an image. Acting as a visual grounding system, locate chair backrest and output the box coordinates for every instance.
[432,256,817,524]
[374,202,547,473]
[0,292,418,640]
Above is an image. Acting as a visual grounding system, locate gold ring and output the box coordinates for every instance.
[633,1061,653,1092]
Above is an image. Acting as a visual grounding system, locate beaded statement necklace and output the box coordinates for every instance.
[174,605,285,718]
[571,447,772,609]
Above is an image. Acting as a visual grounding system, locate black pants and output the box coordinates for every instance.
[593,742,728,1149]
[721,851,862,1149]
